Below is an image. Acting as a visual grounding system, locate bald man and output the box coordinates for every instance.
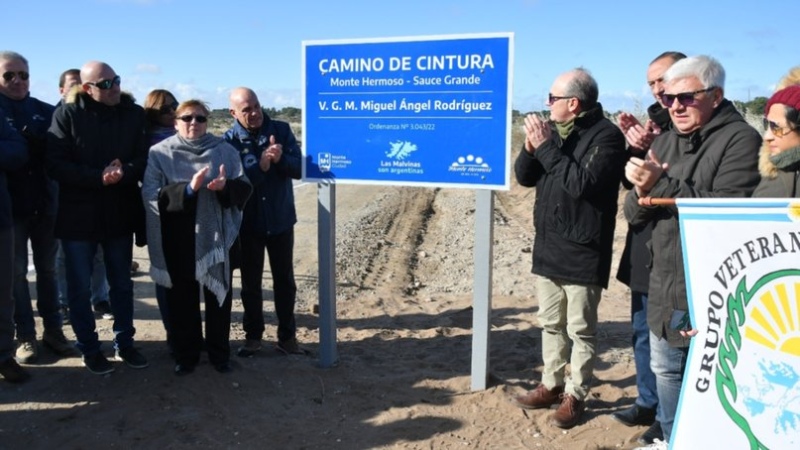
[514,68,627,429]
[223,88,304,357]
[47,61,149,375]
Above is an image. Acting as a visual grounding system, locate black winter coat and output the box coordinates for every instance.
[46,91,147,241]
[515,105,627,288]
[624,100,761,347]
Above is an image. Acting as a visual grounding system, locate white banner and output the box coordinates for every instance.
[673,198,800,450]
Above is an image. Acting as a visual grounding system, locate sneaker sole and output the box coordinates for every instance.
[114,355,149,369]
[83,362,115,375]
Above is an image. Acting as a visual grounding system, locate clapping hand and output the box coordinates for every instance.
[102,159,123,185]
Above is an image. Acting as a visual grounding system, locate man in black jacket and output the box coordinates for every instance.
[612,51,686,445]
[47,61,149,375]
[624,55,761,446]
[514,68,627,429]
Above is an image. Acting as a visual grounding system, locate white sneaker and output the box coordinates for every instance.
[633,438,667,450]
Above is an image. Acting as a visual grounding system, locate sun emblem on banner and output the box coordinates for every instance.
[745,281,800,356]
[723,272,800,449]
[787,201,800,222]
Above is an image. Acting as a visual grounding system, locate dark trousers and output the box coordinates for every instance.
[166,274,231,368]
[240,229,297,342]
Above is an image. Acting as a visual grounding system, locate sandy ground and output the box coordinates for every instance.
[1,149,651,449]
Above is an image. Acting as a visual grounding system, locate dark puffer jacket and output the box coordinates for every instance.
[624,100,761,347]
[46,89,147,241]
[515,105,627,288]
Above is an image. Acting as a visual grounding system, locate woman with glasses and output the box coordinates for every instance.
[753,85,800,197]
[143,89,179,146]
[141,89,179,348]
[142,99,251,375]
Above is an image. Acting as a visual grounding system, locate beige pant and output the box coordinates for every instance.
[536,276,602,401]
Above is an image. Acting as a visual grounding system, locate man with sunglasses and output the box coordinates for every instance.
[0,107,29,382]
[47,61,149,375]
[0,51,75,365]
[514,68,627,429]
[224,87,304,357]
[613,51,686,446]
[624,55,761,449]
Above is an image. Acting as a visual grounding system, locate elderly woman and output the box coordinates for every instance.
[753,85,800,197]
[142,100,251,375]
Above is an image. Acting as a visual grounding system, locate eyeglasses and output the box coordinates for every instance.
[177,115,207,123]
[2,71,29,82]
[87,75,121,90]
[660,87,716,108]
[548,93,573,106]
[159,102,179,114]
[763,118,795,138]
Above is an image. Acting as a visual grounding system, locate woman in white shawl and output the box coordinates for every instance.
[142,100,251,375]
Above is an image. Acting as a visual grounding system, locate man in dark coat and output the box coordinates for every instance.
[47,61,149,375]
[0,107,28,383]
[513,68,627,429]
[612,51,686,446]
[223,87,304,357]
[0,51,74,365]
[624,55,761,446]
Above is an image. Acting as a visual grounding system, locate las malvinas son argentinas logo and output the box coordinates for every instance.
[718,269,800,449]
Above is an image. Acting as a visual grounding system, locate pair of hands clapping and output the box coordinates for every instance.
[190,164,227,193]
[619,112,669,197]
[259,135,282,172]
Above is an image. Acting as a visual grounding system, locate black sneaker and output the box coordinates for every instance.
[93,301,113,320]
[637,421,664,445]
[0,357,31,383]
[115,347,149,369]
[83,352,114,375]
[611,404,656,427]
[236,339,262,358]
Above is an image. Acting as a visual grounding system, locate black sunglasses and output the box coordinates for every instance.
[548,93,573,105]
[660,87,716,108]
[2,71,29,82]
[87,75,121,90]
[177,115,207,123]
[159,102,179,114]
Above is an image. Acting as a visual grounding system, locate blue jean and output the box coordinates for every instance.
[631,292,659,411]
[62,236,135,356]
[57,240,108,306]
[13,215,60,341]
[0,227,15,362]
[649,331,688,443]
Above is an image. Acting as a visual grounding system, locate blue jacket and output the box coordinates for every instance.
[223,116,301,236]
[0,93,56,218]
[0,107,28,230]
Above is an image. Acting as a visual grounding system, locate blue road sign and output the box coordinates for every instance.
[302,33,513,190]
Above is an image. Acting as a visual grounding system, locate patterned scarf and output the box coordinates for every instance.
[142,133,245,305]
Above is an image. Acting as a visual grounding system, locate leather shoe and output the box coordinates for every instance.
[637,421,663,445]
[515,384,564,409]
[611,404,656,427]
[550,393,585,429]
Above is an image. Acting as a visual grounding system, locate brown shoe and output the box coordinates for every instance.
[515,384,564,409]
[550,393,585,429]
